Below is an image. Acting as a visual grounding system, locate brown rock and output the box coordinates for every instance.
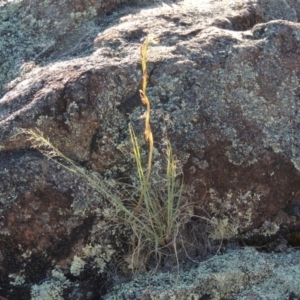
[1,0,300,298]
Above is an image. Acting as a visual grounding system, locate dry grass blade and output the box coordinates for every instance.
[134,34,159,217]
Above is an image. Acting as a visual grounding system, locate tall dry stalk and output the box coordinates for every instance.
[133,34,159,216]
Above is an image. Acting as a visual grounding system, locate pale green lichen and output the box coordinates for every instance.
[210,217,239,240]
[70,242,116,277]
[31,270,71,300]
[0,228,10,235]
[208,188,261,238]
[70,255,85,276]
[246,220,280,238]
[83,243,114,273]
[260,221,280,237]
[9,272,25,286]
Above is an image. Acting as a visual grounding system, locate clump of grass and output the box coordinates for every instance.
[23,126,194,270]
[128,34,196,268]
[22,34,212,272]
[128,124,191,269]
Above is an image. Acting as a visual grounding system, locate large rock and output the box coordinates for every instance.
[1,0,300,298]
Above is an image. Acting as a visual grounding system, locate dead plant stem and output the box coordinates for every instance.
[134,34,159,217]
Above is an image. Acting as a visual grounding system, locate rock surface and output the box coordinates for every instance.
[1,0,300,298]
[105,247,300,300]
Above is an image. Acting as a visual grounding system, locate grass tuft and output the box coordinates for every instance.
[21,124,195,271]
[21,34,215,272]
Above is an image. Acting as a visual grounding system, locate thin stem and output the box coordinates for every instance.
[134,34,159,217]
